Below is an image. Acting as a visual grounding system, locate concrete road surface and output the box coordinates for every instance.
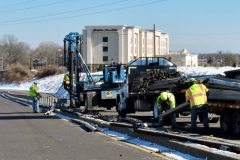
[0,96,165,160]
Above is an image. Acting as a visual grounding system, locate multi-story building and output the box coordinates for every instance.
[160,49,198,67]
[82,25,169,65]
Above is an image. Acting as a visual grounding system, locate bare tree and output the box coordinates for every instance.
[34,41,61,66]
[0,35,31,67]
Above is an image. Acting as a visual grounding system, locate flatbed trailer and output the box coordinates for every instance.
[158,70,240,136]
[208,101,240,136]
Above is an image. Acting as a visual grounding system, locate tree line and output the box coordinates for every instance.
[0,34,63,70]
[198,52,239,67]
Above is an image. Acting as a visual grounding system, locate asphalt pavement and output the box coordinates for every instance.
[0,95,166,160]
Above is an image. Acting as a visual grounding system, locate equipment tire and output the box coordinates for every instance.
[220,109,232,134]
[231,111,240,136]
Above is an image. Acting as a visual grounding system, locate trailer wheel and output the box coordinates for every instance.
[231,111,240,136]
[220,109,232,134]
[153,101,160,122]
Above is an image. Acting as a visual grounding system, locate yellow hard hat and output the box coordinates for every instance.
[160,92,168,101]
[189,78,197,84]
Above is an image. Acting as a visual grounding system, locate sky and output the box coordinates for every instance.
[0,0,240,53]
[1,66,240,160]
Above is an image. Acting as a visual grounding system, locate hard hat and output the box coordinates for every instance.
[189,78,197,84]
[160,92,168,101]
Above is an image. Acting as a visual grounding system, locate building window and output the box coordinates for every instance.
[103,37,108,42]
[103,56,108,61]
[103,46,108,52]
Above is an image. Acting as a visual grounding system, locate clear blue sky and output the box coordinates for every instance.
[0,0,240,53]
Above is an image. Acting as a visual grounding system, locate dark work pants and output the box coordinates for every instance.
[190,104,209,130]
[159,105,176,126]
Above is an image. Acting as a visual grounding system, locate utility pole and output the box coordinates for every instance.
[153,24,156,57]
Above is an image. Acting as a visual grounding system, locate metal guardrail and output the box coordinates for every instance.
[5,92,67,109]
[39,97,67,108]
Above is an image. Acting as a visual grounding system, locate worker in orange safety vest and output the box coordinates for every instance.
[185,78,210,135]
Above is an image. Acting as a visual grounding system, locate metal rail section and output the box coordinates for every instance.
[134,128,240,152]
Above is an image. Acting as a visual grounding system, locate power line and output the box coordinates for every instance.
[0,0,129,24]
[1,0,167,25]
[0,0,37,9]
[0,0,75,13]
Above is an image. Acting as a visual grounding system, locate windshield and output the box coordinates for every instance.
[80,74,103,82]
[128,57,174,66]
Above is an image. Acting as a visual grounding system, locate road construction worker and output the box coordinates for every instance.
[157,92,176,128]
[63,73,70,91]
[29,82,40,113]
[185,78,210,135]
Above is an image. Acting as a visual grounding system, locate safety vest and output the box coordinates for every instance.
[157,92,175,109]
[29,84,38,97]
[64,74,70,85]
[185,84,208,108]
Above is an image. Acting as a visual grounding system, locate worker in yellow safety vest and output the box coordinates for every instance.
[157,92,176,128]
[185,78,210,135]
[63,74,70,91]
[29,82,40,113]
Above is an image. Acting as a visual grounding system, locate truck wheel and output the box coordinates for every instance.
[153,101,159,122]
[220,109,232,134]
[231,111,240,136]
